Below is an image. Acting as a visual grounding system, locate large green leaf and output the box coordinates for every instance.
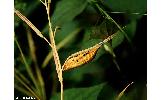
[43,0,87,34]
[63,62,104,82]
[50,83,107,100]
[51,0,88,27]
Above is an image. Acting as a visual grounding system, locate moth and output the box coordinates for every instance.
[62,33,116,71]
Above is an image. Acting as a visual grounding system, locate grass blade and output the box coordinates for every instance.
[14,37,40,96]
[116,82,134,100]
[15,84,34,97]
[14,68,31,85]
[103,44,120,71]
[14,8,52,47]
[15,74,40,99]
[14,68,38,96]
[26,28,46,100]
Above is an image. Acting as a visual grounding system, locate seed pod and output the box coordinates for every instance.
[62,33,116,71]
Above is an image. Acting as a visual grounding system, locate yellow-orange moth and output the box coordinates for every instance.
[62,33,116,71]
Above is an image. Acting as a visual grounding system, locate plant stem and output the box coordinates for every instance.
[44,0,64,100]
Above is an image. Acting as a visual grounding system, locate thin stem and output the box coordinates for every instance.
[95,4,132,45]
[39,0,45,6]
[14,8,52,48]
[44,0,64,100]
[61,79,63,100]
[50,27,63,100]
[116,82,134,100]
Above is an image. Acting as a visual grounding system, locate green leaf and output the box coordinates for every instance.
[105,0,146,19]
[63,62,104,82]
[55,21,80,44]
[51,0,88,27]
[105,0,146,14]
[50,83,107,100]
[42,0,87,34]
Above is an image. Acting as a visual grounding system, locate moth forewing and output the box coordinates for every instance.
[62,44,101,71]
[62,33,116,71]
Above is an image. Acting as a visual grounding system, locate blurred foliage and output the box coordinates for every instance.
[50,83,116,100]
[14,0,147,100]
[105,0,146,14]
